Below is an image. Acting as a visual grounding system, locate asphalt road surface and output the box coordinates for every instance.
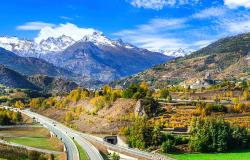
[5,106,173,160]
[21,109,103,160]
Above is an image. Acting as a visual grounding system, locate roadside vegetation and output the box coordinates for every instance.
[0,108,22,125]
[1,80,250,157]
[73,139,89,160]
[0,143,55,160]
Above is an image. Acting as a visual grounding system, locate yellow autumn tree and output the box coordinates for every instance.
[103,85,112,95]
[140,82,149,92]
[65,112,73,123]
[242,90,250,100]
[15,100,25,109]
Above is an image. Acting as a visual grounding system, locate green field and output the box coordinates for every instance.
[6,137,56,151]
[73,139,89,160]
[170,149,250,160]
[0,127,63,152]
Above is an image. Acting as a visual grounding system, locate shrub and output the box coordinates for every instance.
[233,103,248,113]
[161,139,176,153]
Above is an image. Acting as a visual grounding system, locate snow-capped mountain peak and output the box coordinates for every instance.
[81,31,116,47]
[39,35,75,52]
[159,48,193,57]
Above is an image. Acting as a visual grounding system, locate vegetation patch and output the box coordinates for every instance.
[73,139,89,160]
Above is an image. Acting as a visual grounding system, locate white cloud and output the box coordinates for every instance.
[223,18,250,34]
[224,0,250,9]
[34,23,97,43]
[138,18,187,32]
[130,0,175,10]
[115,18,189,50]
[193,39,215,48]
[129,0,199,10]
[192,7,226,19]
[16,22,56,30]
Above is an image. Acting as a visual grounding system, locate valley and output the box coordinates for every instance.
[0,5,250,159]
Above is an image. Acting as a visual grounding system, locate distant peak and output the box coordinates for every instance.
[157,48,194,57]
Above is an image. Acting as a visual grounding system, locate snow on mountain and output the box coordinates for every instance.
[0,32,136,58]
[159,48,194,57]
[39,35,75,52]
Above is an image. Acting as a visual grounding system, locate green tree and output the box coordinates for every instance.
[126,118,153,149]
[189,117,249,153]
[109,152,120,160]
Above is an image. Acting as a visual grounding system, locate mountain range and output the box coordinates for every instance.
[0,31,172,87]
[113,32,250,88]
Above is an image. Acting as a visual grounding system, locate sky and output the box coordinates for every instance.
[1,0,250,51]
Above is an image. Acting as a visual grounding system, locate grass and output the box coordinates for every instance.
[73,139,89,160]
[0,127,64,151]
[170,149,250,160]
[6,137,56,151]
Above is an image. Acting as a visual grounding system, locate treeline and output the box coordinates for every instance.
[27,82,169,113]
[123,117,250,154]
[122,117,187,152]
[0,108,22,125]
[190,117,250,152]
[0,143,54,160]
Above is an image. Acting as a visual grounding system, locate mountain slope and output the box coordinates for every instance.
[27,75,78,95]
[0,65,78,94]
[52,40,171,85]
[114,33,250,88]
[0,32,172,87]
[0,65,38,90]
[0,47,74,78]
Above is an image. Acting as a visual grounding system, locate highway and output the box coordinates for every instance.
[22,109,173,160]
[4,106,173,160]
[21,109,80,160]
[21,109,104,160]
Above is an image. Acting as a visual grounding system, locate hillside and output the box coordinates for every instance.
[114,33,250,88]
[0,47,74,78]
[0,64,78,94]
[27,75,78,95]
[0,65,38,90]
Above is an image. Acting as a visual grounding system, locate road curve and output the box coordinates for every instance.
[3,106,172,160]
[20,109,80,160]
[22,109,103,160]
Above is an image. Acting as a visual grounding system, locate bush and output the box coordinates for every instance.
[233,103,249,113]
[109,152,120,160]
[161,139,176,153]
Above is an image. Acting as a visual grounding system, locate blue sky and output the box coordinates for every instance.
[1,0,250,51]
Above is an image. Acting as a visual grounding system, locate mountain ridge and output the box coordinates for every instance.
[0,33,172,87]
[112,32,250,88]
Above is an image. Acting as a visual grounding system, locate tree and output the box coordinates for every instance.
[151,125,162,146]
[242,90,250,100]
[15,100,25,109]
[103,85,112,95]
[65,112,73,123]
[109,152,120,160]
[125,117,154,149]
[189,117,249,153]
[160,89,171,101]
[140,82,149,92]
[161,139,176,153]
